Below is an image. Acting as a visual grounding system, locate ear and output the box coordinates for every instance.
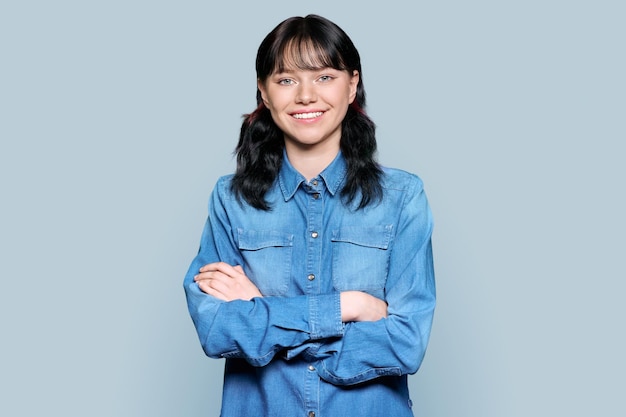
[348,70,359,104]
[257,79,269,105]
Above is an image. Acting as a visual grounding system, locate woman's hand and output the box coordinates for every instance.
[340,291,388,322]
[194,262,262,301]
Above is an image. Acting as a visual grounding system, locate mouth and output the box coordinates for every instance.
[291,111,324,120]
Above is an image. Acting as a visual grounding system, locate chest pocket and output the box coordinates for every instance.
[331,225,393,296]
[236,229,294,296]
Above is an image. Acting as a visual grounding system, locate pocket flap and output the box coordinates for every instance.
[237,229,294,250]
[331,225,393,249]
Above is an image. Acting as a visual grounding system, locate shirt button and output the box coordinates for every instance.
[312,180,318,186]
[307,274,315,281]
[308,365,315,371]
[311,231,318,238]
[312,193,320,199]
[309,412,315,417]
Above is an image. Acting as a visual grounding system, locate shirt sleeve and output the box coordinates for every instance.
[183,178,344,367]
[315,176,436,385]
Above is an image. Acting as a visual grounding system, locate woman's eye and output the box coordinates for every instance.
[278,79,294,85]
[318,75,334,82]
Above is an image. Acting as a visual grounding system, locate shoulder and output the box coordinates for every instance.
[207,174,238,206]
[379,166,433,226]
[211,174,281,210]
[215,173,235,187]
[380,166,425,193]
[213,174,235,194]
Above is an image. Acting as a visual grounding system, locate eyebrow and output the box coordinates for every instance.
[273,66,337,74]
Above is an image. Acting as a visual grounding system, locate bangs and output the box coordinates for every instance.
[273,37,346,74]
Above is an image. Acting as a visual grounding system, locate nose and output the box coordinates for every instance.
[296,82,317,104]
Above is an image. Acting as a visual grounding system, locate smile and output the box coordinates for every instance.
[291,111,324,120]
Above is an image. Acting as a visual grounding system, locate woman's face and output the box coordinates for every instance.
[258,65,359,154]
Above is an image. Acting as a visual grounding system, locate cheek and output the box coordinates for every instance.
[263,91,284,110]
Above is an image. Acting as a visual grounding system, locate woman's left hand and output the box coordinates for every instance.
[194,262,262,301]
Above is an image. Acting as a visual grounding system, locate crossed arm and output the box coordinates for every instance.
[194,261,388,323]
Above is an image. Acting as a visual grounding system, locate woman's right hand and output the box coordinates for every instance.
[340,291,388,322]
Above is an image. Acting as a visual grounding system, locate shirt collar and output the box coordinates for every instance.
[278,150,347,201]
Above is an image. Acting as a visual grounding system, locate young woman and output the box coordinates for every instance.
[184,14,436,417]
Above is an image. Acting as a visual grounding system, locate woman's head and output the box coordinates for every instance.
[234,15,382,211]
[255,14,366,110]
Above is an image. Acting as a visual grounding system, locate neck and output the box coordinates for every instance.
[284,142,339,182]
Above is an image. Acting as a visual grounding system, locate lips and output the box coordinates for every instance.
[291,111,324,120]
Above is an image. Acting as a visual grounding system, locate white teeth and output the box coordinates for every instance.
[292,112,323,119]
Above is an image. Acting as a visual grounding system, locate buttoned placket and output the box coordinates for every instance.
[304,178,322,291]
[303,178,322,417]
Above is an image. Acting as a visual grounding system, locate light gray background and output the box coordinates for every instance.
[1,1,624,416]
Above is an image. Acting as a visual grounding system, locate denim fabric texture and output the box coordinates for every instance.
[184,152,436,417]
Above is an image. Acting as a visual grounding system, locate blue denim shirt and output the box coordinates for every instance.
[184,152,435,417]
